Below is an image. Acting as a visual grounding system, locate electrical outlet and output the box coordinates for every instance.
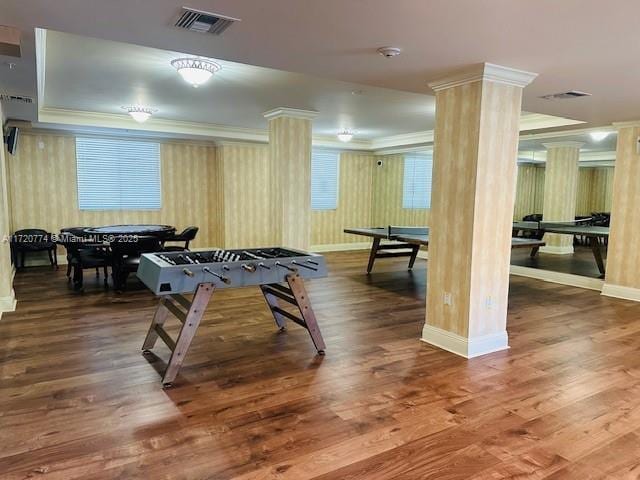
[443,292,452,306]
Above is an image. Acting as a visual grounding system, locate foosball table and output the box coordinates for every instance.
[137,247,327,387]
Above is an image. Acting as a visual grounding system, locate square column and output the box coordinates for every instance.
[264,108,317,250]
[602,122,640,302]
[0,105,16,313]
[540,141,583,254]
[422,63,537,358]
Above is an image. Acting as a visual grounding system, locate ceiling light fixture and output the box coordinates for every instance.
[589,131,611,142]
[337,130,354,142]
[377,46,402,58]
[122,106,156,123]
[170,57,221,87]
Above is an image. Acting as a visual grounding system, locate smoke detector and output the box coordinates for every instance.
[377,46,402,58]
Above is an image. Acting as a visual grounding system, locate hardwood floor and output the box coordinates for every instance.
[510,244,606,278]
[1,251,640,479]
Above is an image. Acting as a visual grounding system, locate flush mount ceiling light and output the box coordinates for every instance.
[170,57,221,87]
[337,130,354,142]
[122,106,156,123]
[589,131,611,142]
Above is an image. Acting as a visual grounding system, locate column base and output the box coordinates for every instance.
[0,289,17,315]
[539,245,574,255]
[420,324,509,358]
[602,283,640,302]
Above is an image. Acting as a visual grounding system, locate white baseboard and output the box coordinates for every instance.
[0,289,17,313]
[311,242,372,252]
[420,324,509,358]
[510,265,603,291]
[602,283,640,302]
[539,245,574,255]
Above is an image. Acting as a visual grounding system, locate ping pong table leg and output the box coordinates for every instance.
[367,238,381,274]
[408,245,420,269]
[530,246,540,258]
[589,236,606,278]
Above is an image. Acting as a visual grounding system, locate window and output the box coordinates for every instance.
[402,153,433,209]
[311,149,339,210]
[76,137,161,210]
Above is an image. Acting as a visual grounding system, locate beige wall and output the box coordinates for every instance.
[0,105,15,306]
[311,152,375,247]
[372,154,431,227]
[9,132,217,248]
[514,164,544,219]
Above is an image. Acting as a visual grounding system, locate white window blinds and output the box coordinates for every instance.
[76,137,161,210]
[402,153,433,209]
[311,149,340,210]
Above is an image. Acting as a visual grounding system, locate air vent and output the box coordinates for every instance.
[174,7,240,35]
[0,94,33,104]
[540,91,592,100]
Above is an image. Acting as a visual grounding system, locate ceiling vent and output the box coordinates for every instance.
[174,7,240,35]
[0,94,33,104]
[540,91,592,100]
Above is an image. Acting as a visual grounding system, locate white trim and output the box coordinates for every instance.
[539,245,574,255]
[35,28,47,109]
[428,63,537,92]
[0,290,17,313]
[542,141,585,149]
[602,283,640,302]
[420,324,509,358]
[612,120,640,129]
[509,265,604,291]
[263,107,318,121]
[310,242,371,252]
[371,131,434,151]
[519,113,585,131]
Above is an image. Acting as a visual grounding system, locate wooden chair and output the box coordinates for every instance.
[162,226,199,251]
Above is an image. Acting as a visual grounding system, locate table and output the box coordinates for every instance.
[512,220,609,277]
[63,224,175,290]
[344,226,546,273]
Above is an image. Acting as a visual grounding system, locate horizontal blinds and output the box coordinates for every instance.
[402,153,433,209]
[311,149,339,210]
[76,137,161,210]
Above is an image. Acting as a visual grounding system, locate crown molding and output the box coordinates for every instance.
[612,120,640,129]
[519,113,585,131]
[542,141,585,149]
[371,130,434,151]
[518,149,616,164]
[519,125,615,141]
[263,107,318,120]
[428,63,537,92]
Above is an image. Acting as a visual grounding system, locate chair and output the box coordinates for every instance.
[12,228,57,269]
[162,226,199,251]
[111,235,162,291]
[58,229,110,292]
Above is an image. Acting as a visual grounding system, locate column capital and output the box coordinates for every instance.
[428,63,537,92]
[542,141,585,150]
[263,107,318,121]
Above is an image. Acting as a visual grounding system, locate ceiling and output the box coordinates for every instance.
[2,0,639,131]
[40,30,436,140]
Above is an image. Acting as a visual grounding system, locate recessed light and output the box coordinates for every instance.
[377,46,402,58]
[171,57,221,87]
[589,131,611,142]
[337,130,354,142]
[122,106,156,123]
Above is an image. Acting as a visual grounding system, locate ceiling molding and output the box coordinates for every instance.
[428,62,537,92]
[263,107,318,120]
[371,130,434,151]
[542,141,585,149]
[518,150,616,163]
[519,113,585,131]
[612,120,640,129]
[519,125,616,141]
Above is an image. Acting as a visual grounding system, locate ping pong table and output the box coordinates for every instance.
[344,226,546,273]
[512,219,609,276]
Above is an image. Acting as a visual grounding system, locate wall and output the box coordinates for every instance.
[311,152,375,247]
[0,104,16,311]
[217,144,275,248]
[576,167,614,215]
[372,154,431,227]
[514,164,544,220]
[9,132,217,248]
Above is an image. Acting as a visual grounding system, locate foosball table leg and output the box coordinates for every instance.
[141,282,215,387]
[260,274,326,355]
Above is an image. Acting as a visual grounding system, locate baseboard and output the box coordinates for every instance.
[510,265,604,291]
[539,245,574,255]
[311,242,372,252]
[601,283,640,302]
[420,324,509,358]
[0,289,17,313]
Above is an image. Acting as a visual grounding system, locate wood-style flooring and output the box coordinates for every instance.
[1,251,640,479]
[510,244,606,278]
